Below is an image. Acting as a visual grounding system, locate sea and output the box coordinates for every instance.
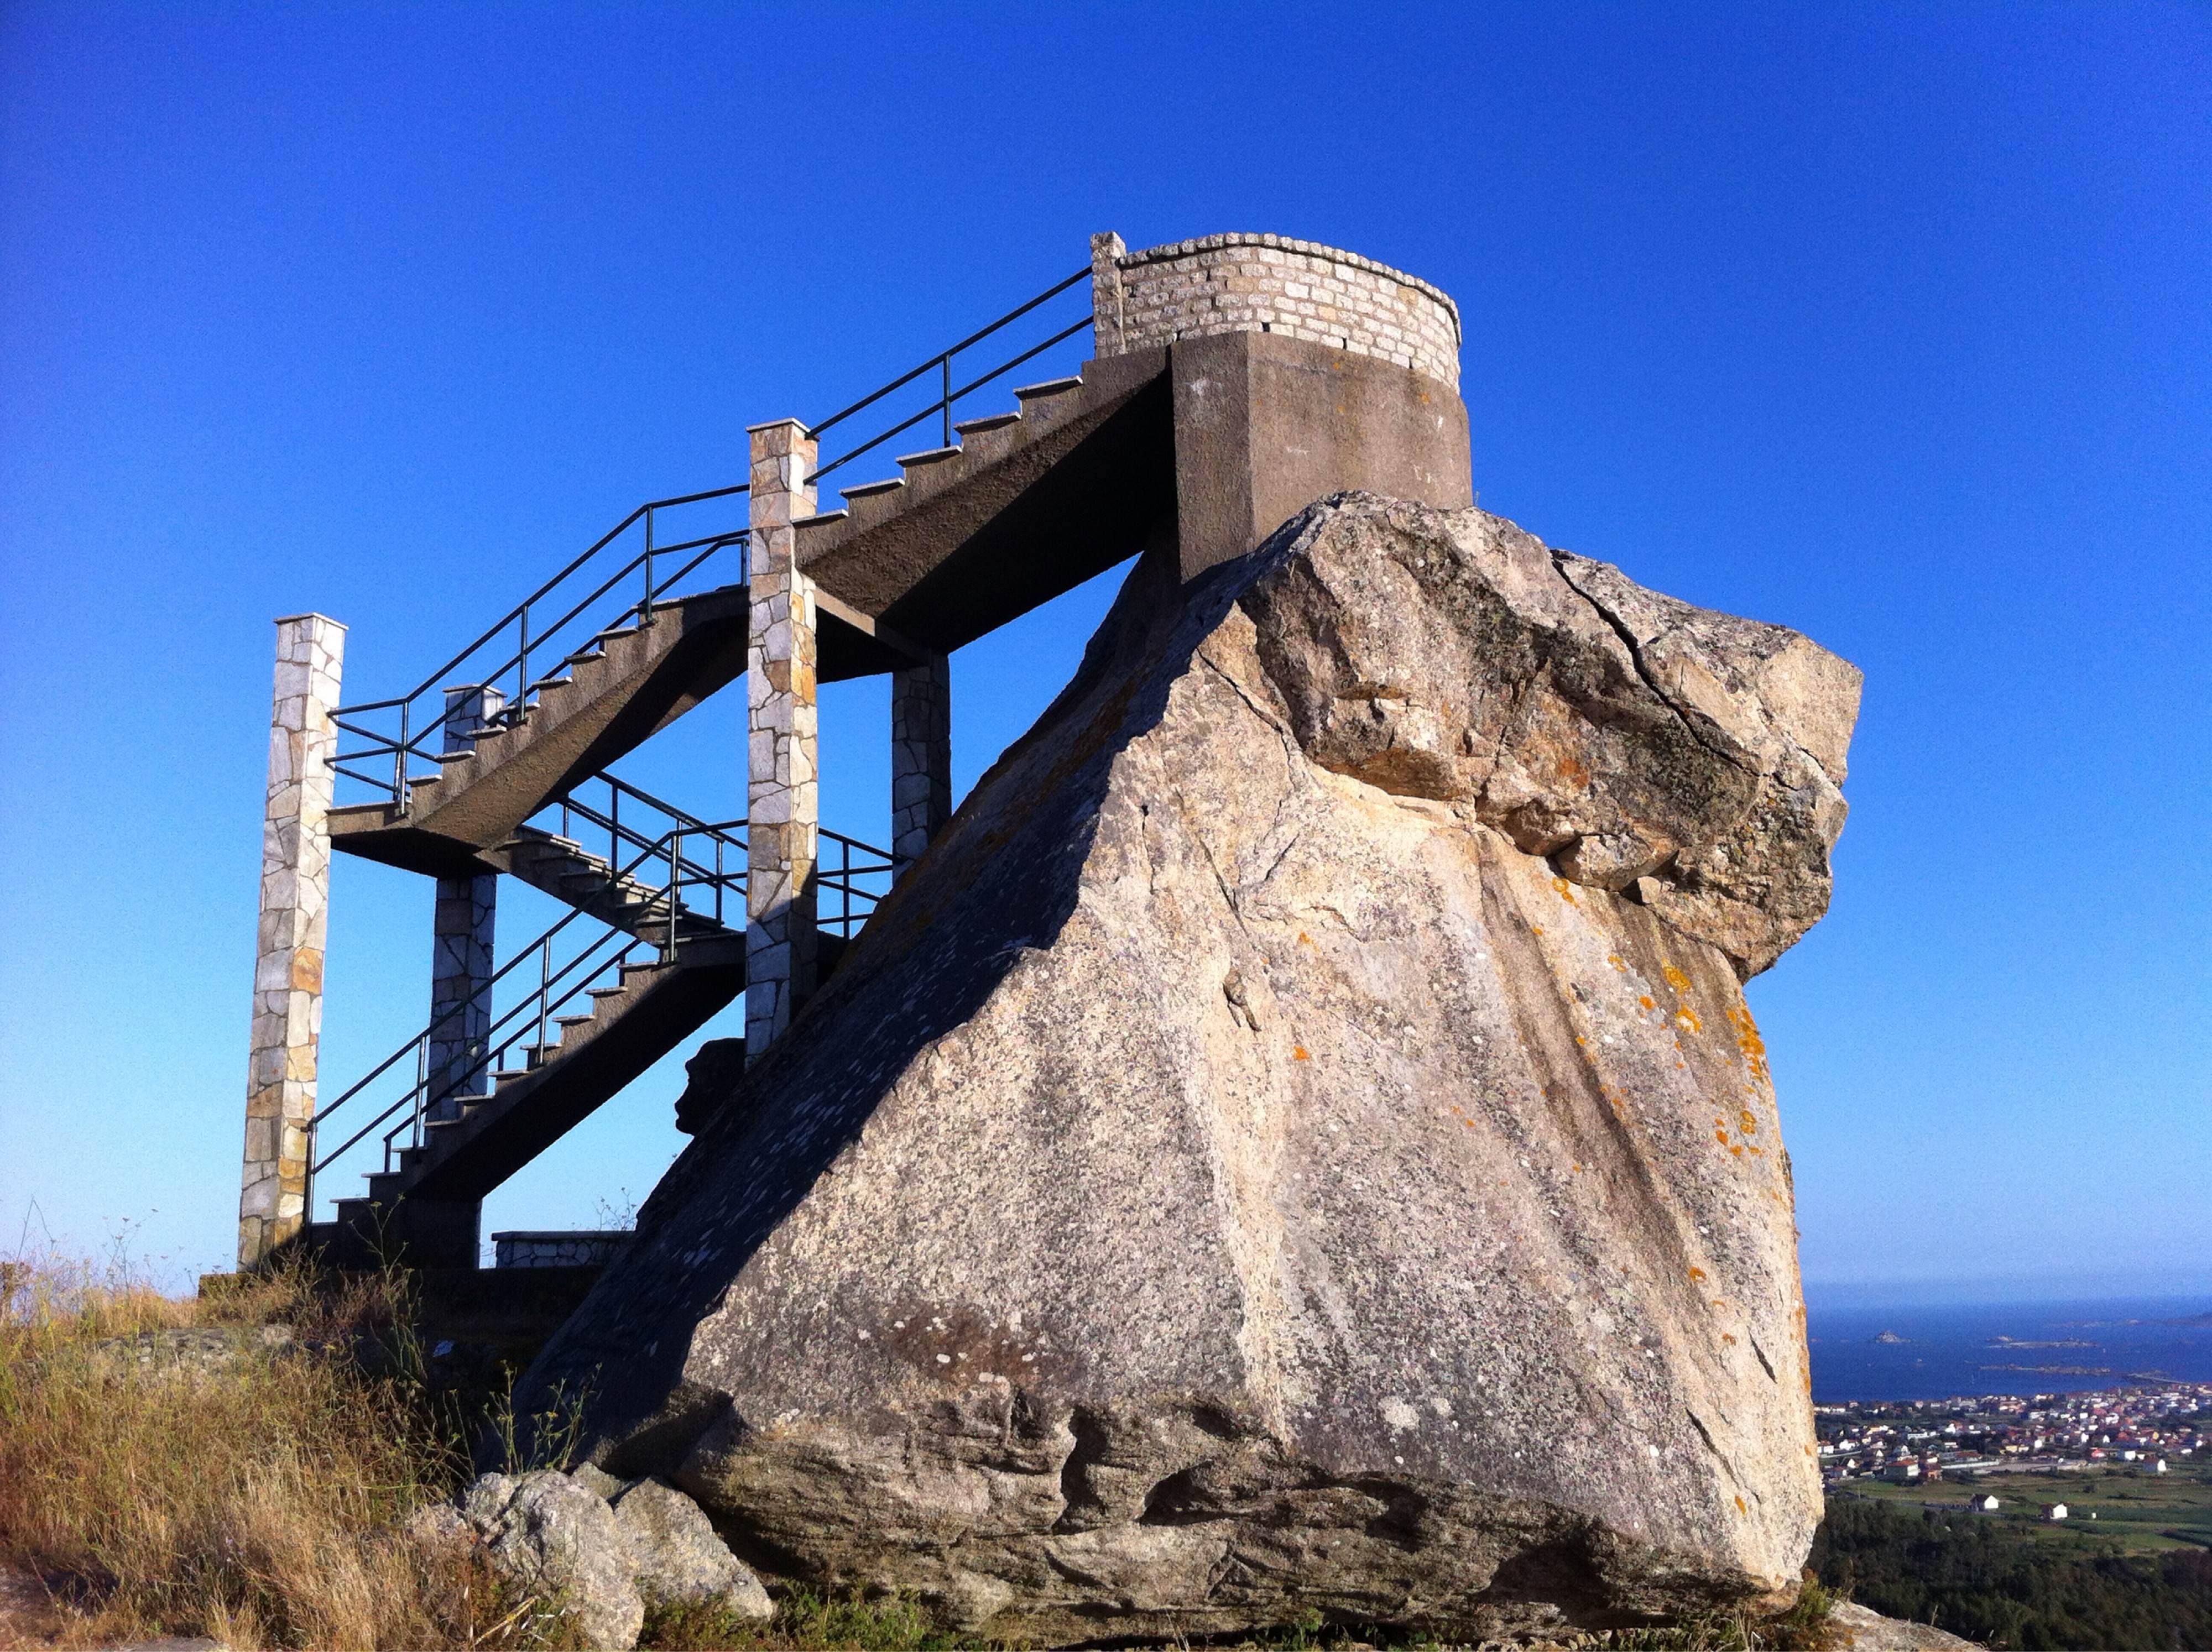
[1806,1294,2212,1404]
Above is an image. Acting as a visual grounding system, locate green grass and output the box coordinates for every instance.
[1839,1460,2212,1557]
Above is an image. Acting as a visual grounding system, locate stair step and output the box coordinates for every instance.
[896,446,962,470]
[526,676,573,696]
[953,411,1021,435]
[839,477,905,501]
[555,1013,596,1029]
[1014,374,1083,401]
[495,1068,534,1090]
[594,626,641,646]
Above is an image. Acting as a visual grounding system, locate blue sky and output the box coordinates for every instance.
[1,3,2205,1299]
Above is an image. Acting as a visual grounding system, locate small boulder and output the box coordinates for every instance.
[611,1478,773,1622]
[570,1462,633,1502]
[401,1500,476,1554]
[459,1471,644,1650]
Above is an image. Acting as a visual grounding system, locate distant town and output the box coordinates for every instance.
[1817,1379,2212,1504]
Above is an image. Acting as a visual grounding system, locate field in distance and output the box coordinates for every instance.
[1837,1461,2212,1556]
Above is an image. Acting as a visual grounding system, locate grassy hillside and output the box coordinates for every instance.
[1842,1465,2212,1557]
[1811,1492,2212,1649]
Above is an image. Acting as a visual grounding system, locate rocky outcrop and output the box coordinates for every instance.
[459,1472,644,1650]
[428,1470,770,1649]
[608,1477,774,1622]
[1828,1602,1981,1649]
[515,494,1861,1644]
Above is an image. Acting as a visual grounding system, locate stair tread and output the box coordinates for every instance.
[839,477,906,500]
[1014,374,1083,399]
[953,411,1021,435]
[896,446,961,468]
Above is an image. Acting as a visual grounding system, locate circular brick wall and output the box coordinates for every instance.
[1103,233,1461,391]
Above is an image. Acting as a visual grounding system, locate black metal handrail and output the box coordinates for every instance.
[326,262,1098,810]
[809,266,1093,486]
[307,786,900,1219]
[533,772,744,909]
[331,484,750,808]
[305,814,748,1215]
[817,828,896,937]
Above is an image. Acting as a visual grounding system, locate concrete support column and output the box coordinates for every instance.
[890,656,951,875]
[239,613,345,1268]
[425,684,502,1121]
[745,419,820,1061]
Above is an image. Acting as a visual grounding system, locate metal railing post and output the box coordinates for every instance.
[941,354,953,448]
[535,938,551,1059]
[641,506,656,627]
[394,701,410,812]
[668,830,681,955]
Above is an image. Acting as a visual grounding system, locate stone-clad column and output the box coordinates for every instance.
[239,612,345,1268]
[1090,231,1128,355]
[890,656,951,875]
[425,684,502,1120]
[746,419,820,1061]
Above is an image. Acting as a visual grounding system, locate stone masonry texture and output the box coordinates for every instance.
[747,420,821,1060]
[239,612,345,1267]
[890,656,951,872]
[427,684,502,1121]
[1096,232,1462,390]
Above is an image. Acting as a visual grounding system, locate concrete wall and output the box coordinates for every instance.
[1169,328,1472,580]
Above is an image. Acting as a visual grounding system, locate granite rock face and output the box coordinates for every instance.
[517,494,1860,1644]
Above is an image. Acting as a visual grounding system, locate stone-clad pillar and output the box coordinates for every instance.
[746,419,820,1061]
[425,684,502,1120]
[1090,231,1128,356]
[890,657,951,875]
[239,612,345,1268]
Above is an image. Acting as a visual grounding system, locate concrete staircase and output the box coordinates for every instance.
[310,294,1154,1271]
[798,348,1173,656]
[328,586,750,879]
[494,824,735,949]
[310,938,744,1268]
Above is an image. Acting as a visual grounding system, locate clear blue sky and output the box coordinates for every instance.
[1,3,2204,1300]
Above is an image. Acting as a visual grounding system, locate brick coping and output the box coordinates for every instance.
[1117,233,1461,345]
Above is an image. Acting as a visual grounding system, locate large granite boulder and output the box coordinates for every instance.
[516,494,1860,1644]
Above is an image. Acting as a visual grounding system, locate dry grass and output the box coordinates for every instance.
[0,1248,564,1650]
[0,1252,1843,1652]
